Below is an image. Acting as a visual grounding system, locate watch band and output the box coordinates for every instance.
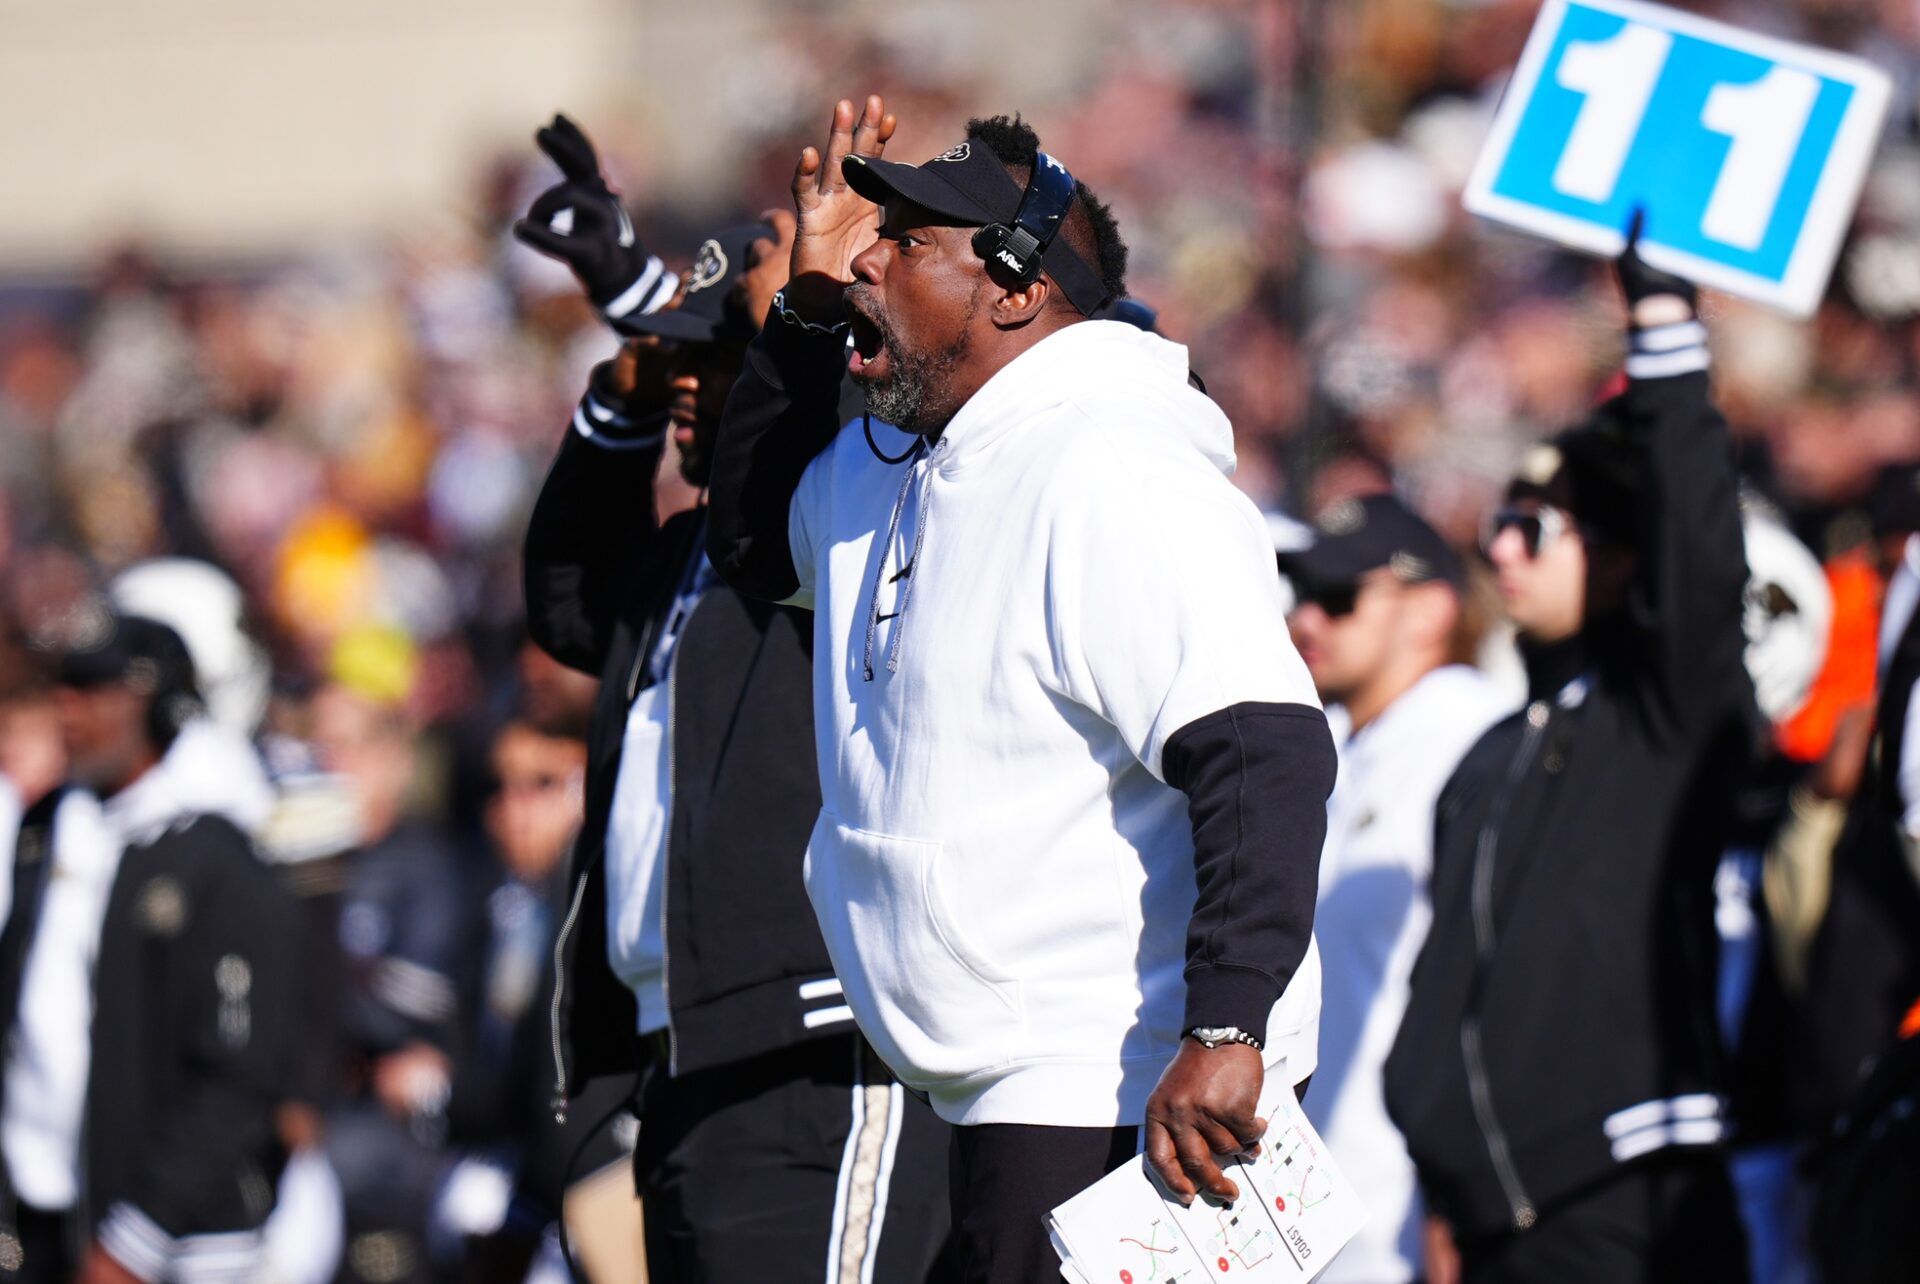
[1185,1025,1263,1052]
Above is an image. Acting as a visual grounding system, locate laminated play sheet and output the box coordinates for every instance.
[1049,1082,1366,1282]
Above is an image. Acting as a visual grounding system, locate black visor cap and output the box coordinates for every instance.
[842,146,1111,315]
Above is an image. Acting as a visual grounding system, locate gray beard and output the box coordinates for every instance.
[854,289,979,434]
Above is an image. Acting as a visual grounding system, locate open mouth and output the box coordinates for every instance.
[847,307,887,380]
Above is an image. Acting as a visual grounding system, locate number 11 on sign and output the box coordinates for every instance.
[1552,22,1820,251]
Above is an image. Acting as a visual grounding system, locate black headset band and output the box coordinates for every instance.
[973,152,1110,314]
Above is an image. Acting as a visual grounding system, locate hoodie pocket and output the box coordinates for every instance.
[805,811,1024,1086]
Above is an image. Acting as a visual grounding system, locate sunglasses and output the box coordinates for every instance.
[1295,581,1363,619]
[1481,504,1571,559]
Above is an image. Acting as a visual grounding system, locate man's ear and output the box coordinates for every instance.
[1406,582,1462,652]
[990,275,1051,328]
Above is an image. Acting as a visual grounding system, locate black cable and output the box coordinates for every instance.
[864,410,923,465]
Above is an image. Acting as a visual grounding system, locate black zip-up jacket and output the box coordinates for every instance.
[88,813,300,1243]
[1384,348,1757,1240]
[525,410,838,1113]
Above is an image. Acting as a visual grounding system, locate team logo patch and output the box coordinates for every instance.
[930,142,971,163]
[137,876,187,937]
[685,238,728,294]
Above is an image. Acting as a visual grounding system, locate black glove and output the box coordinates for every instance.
[1616,208,1698,316]
[512,114,677,332]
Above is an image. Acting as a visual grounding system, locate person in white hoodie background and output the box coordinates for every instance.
[706,97,1338,1281]
[1277,495,1510,1284]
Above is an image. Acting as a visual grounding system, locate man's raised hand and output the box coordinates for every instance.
[784,95,897,323]
[512,113,678,333]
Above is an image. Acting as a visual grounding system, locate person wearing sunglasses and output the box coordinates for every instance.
[1278,494,1509,1284]
[1385,229,1758,1283]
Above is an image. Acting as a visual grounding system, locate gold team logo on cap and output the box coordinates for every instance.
[684,239,728,295]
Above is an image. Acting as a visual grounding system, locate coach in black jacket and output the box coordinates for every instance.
[517,116,950,1282]
[1385,240,1756,1282]
[22,614,299,1284]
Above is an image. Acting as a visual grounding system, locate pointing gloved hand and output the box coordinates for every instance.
[1616,208,1698,326]
[513,114,678,333]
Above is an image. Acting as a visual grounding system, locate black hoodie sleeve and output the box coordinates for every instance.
[1616,322,1752,738]
[1162,701,1337,1044]
[705,311,850,602]
[522,367,670,676]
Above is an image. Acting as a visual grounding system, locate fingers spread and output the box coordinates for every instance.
[850,94,888,157]
[792,146,823,203]
[821,99,858,192]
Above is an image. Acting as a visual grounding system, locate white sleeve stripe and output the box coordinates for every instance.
[644,269,679,315]
[1631,320,1709,354]
[584,392,630,426]
[99,1203,174,1280]
[1625,348,1710,380]
[371,957,456,1023]
[599,257,669,320]
[802,1004,856,1029]
[572,405,665,451]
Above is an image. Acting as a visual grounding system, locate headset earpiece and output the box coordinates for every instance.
[974,152,1078,289]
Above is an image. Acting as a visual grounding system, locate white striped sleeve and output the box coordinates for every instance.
[601,256,679,332]
[1626,319,1710,380]
[571,387,667,452]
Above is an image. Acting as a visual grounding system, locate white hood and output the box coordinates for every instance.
[935,319,1237,476]
[106,717,273,848]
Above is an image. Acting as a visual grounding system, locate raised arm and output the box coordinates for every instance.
[706,95,895,601]
[1611,223,1751,737]
[523,344,675,674]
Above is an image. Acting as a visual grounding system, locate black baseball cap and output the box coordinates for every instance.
[1277,494,1464,592]
[841,140,1110,315]
[621,224,772,344]
[54,610,199,696]
[1505,417,1641,548]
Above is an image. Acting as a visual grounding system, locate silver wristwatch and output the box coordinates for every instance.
[1185,1025,1263,1052]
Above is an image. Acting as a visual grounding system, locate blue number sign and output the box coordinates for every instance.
[1465,0,1890,315]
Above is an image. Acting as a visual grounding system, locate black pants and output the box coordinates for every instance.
[635,1033,954,1283]
[1460,1153,1750,1284]
[948,1122,1141,1284]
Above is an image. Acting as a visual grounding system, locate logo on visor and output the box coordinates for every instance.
[685,239,728,294]
[930,143,971,164]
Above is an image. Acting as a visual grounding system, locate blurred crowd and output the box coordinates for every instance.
[0,0,1919,1280]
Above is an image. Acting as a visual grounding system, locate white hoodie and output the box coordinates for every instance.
[786,319,1324,1126]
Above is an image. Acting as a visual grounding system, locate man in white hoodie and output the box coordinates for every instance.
[1279,495,1509,1283]
[707,98,1337,1281]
